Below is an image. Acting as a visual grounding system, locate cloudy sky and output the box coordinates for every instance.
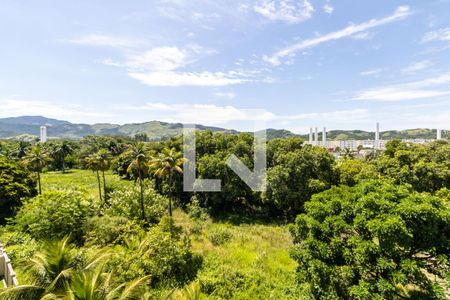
[0,0,449,132]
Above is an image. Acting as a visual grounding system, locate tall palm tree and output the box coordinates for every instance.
[149,148,185,225]
[85,153,103,202]
[23,144,50,194]
[126,143,150,222]
[97,149,112,204]
[53,141,74,173]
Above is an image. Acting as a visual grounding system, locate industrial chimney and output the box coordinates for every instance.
[322,127,327,148]
[314,127,318,146]
[375,122,380,149]
[40,126,47,143]
[309,128,313,144]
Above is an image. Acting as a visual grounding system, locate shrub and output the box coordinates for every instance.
[13,190,97,243]
[208,227,233,246]
[83,215,143,246]
[0,157,37,224]
[106,181,166,224]
[106,220,202,287]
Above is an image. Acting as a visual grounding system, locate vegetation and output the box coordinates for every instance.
[0,133,448,299]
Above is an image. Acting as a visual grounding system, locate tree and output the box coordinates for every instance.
[23,144,50,194]
[52,141,74,173]
[126,142,150,222]
[85,153,103,202]
[265,143,338,216]
[149,147,185,222]
[0,237,78,298]
[96,149,112,204]
[290,180,450,299]
[0,157,36,224]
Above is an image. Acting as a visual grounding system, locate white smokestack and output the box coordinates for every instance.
[322,127,327,148]
[309,128,313,144]
[314,127,318,145]
[437,129,442,140]
[375,122,380,149]
[40,126,47,143]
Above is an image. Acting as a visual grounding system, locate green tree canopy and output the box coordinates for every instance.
[290,180,450,299]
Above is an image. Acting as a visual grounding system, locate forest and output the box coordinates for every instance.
[0,132,449,299]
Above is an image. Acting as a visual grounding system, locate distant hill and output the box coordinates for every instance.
[0,116,446,141]
[0,116,237,140]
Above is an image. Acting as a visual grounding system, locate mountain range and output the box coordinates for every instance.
[0,116,445,141]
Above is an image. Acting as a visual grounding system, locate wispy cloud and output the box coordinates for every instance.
[360,68,386,76]
[214,92,237,99]
[263,6,411,65]
[422,27,450,43]
[401,60,433,75]
[128,71,252,87]
[254,0,314,24]
[67,34,143,49]
[323,4,334,14]
[99,44,261,87]
[120,102,368,127]
[353,72,450,101]
[0,99,114,122]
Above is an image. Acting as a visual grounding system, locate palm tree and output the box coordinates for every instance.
[24,144,50,194]
[85,153,103,202]
[0,236,77,298]
[97,149,112,204]
[126,143,150,222]
[53,141,74,173]
[66,266,150,300]
[149,148,185,225]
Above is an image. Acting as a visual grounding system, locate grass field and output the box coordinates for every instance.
[40,170,301,299]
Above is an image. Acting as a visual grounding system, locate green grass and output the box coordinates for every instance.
[40,170,302,299]
[41,169,127,198]
[173,211,303,299]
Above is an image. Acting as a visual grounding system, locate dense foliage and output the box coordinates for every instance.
[0,134,449,299]
[0,157,36,224]
[290,180,450,299]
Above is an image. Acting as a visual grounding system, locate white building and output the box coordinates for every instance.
[40,126,47,143]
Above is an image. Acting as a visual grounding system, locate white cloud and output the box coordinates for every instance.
[360,68,385,76]
[120,102,274,125]
[353,72,450,101]
[126,47,188,71]
[128,71,250,87]
[120,102,369,128]
[351,31,372,40]
[254,0,314,24]
[67,34,142,48]
[401,60,433,75]
[264,6,411,65]
[323,4,334,14]
[0,99,114,122]
[422,27,450,43]
[101,44,258,87]
[214,92,237,99]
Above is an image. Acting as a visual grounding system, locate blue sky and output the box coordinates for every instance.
[0,0,449,133]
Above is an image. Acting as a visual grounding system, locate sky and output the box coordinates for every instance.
[0,0,449,133]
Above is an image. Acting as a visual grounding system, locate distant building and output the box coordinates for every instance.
[40,126,47,143]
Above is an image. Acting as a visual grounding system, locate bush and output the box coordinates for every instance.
[208,227,233,246]
[106,181,166,224]
[13,190,97,243]
[106,220,202,287]
[0,157,37,224]
[83,215,143,246]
